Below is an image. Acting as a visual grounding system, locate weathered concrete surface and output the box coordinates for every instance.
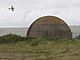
[27,16,72,39]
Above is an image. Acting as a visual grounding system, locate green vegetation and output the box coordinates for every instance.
[0,33,34,44]
[0,34,80,60]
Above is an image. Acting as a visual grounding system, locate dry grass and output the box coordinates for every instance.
[0,38,80,60]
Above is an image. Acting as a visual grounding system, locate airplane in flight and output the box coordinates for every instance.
[8,6,15,11]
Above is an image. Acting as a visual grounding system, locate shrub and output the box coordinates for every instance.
[0,33,22,44]
[0,33,36,44]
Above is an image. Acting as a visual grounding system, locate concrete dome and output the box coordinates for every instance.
[27,16,72,39]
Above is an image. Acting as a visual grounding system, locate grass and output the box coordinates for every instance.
[0,34,80,60]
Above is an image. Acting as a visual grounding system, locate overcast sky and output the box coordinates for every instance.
[0,0,80,27]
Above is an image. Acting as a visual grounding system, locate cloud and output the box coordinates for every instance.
[24,10,32,20]
[26,7,80,26]
[1,0,80,9]
[0,0,80,27]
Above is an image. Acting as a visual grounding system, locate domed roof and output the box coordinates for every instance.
[27,16,72,39]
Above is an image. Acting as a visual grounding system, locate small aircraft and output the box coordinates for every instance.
[8,6,15,11]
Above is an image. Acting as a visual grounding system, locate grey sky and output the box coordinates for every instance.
[0,0,80,27]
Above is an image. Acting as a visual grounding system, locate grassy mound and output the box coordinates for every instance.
[0,34,80,60]
[0,34,34,44]
[0,37,79,60]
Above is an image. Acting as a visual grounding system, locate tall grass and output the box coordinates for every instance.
[0,34,80,60]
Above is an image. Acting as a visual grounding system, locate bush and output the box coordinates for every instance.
[0,34,22,44]
[0,33,36,44]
